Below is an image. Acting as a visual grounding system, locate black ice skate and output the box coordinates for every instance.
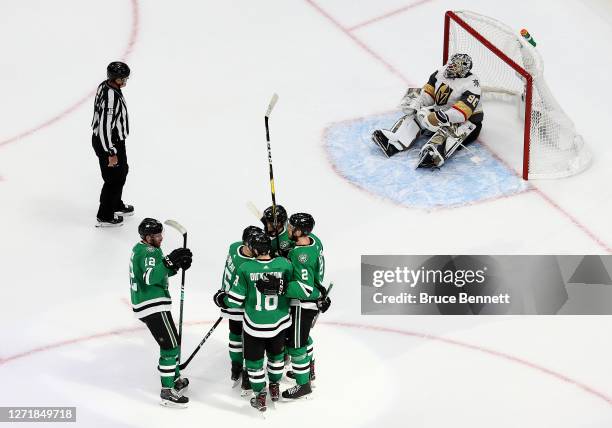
[231,362,243,382]
[250,391,267,412]
[160,388,189,408]
[174,377,189,393]
[269,382,280,402]
[115,204,134,217]
[240,370,252,396]
[371,130,399,158]
[96,215,124,228]
[282,382,312,400]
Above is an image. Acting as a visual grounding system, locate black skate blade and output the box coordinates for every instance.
[371,135,391,159]
[160,399,188,409]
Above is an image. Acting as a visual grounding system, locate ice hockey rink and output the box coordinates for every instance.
[1,0,612,426]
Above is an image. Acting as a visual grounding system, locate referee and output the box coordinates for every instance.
[91,61,134,227]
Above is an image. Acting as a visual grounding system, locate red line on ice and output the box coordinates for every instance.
[533,187,612,253]
[0,0,140,148]
[347,0,436,32]
[326,321,612,407]
[303,0,411,86]
[1,320,610,407]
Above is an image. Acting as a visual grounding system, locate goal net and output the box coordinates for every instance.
[444,10,591,179]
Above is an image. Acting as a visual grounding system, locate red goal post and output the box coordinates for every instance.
[443,10,590,180]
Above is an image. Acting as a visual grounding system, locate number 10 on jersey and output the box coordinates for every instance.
[255,289,278,311]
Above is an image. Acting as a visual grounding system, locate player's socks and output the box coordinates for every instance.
[286,359,316,382]
[309,359,316,381]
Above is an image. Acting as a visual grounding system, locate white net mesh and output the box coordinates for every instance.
[447,10,591,179]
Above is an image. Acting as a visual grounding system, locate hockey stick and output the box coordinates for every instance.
[264,93,282,253]
[164,219,188,364]
[311,282,334,328]
[246,200,262,221]
[179,316,223,370]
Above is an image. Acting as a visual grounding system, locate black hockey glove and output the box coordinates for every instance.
[316,296,331,313]
[314,283,331,313]
[213,290,228,309]
[164,248,193,271]
[256,274,284,296]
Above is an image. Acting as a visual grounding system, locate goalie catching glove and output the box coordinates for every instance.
[163,248,193,272]
[255,274,285,296]
[421,109,450,132]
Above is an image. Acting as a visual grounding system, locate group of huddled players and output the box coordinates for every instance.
[213,205,330,412]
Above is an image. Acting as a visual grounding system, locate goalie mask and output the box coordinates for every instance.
[444,53,472,78]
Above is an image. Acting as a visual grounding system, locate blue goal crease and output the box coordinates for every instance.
[323,111,529,210]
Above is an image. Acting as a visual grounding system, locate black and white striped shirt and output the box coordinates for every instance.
[91,81,129,155]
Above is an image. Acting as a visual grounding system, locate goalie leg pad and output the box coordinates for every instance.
[390,114,422,150]
[444,121,478,159]
[416,121,478,168]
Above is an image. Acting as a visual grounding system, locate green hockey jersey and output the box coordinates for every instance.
[270,226,295,256]
[219,241,253,320]
[130,242,177,319]
[225,257,320,338]
[287,233,325,310]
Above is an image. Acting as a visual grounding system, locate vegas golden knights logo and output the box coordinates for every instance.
[435,84,453,105]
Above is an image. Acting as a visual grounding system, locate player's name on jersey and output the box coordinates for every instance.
[249,271,282,281]
[372,291,510,305]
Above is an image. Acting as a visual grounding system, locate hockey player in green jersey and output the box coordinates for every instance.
[260,204,294,256]
[285,213,331,400]
[130,218,193,407]
[213,230,321,412]
[215,225,262,392]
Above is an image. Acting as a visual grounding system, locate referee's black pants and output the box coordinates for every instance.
[92,134,128,220]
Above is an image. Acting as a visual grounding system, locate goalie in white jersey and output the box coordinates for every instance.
[372,53,484,168]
